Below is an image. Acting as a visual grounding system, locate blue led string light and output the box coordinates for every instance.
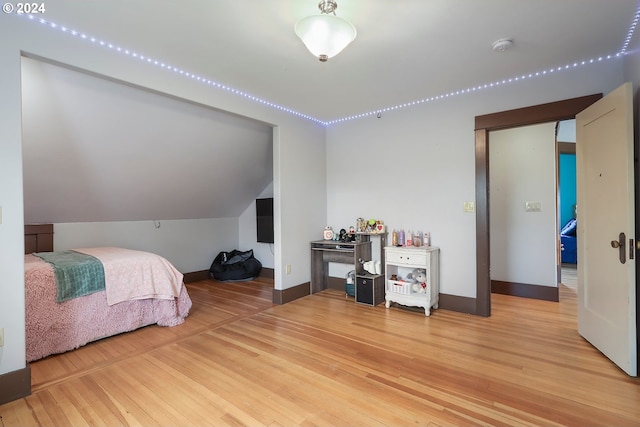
[621,6,640,54]
[325,54,623,125]
[19,6,640,127]
[22,15,325,125]
[326,4,640,125]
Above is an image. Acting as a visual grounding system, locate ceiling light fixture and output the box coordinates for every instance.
[295,0,357,62]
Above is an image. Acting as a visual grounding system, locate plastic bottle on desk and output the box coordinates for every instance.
[406,230,413,246]
[398,229,405,246]
[392,229,398,246]
[415,230,423,247]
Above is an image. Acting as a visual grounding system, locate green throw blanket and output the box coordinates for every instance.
[34,250,106,302]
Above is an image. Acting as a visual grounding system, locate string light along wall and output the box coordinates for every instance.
[16,9,640,126]
[16,14,323,125]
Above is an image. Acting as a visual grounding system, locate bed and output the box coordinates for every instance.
[24,224,192,362]
[560,218,577,264]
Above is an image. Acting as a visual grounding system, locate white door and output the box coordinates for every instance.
[576,82,637,376]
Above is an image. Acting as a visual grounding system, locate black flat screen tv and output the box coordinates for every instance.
[256,197,274,243]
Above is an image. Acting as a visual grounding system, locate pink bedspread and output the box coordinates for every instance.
[25,250,192,362]
[75,247,184,306]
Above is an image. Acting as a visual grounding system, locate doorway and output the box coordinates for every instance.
[489,123,559,299]
[473,94,602,317]
[558,125,578,291]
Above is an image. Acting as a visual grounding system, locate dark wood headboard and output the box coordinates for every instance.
[25,224,54,254]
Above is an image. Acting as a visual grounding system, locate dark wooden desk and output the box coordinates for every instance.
[310,240,372,293]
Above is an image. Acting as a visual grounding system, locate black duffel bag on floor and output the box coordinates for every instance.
[209,249,262,281]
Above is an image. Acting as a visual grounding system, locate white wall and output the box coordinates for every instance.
[53,219,238,273]
[275,124,327,285]
[326,59,626,299]
[623,34,640,90]
[0,24,27,376]
[0,15,326,376]
[490,123,558,287]
[558,120,577,142]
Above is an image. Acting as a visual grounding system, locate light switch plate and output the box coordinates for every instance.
[525,201,542,212]
[0,328,4,347]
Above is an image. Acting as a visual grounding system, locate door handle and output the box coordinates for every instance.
[610,232,626,264]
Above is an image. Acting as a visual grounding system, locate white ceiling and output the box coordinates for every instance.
[17,0,639,224]
[31,0,639,122]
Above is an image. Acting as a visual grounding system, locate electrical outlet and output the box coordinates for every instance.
[0,328,4,347]
[463,201,475,213]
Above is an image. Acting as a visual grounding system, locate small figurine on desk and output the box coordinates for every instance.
[339,228,349,242]
[348,226,357,242]
[323,226,334,240]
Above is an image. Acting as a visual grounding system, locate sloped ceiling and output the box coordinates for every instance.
[21,57,273,223]
[18,0,638,223]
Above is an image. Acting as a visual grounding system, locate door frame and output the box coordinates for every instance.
[474,94,602,317]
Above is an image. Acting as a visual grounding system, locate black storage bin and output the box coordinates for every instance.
[355,274,385,306]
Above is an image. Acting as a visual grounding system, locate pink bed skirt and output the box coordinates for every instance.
[25,254,192,362]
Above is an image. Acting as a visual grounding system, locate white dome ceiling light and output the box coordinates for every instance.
[295,0,357,62]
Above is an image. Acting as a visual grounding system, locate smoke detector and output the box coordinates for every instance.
[492,38,513,52]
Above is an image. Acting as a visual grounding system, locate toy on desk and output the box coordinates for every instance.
[355,218,386,234]
[345,226,356,242]
[323,226,334,240]
[366,219,386,233]
[406,268,427,293]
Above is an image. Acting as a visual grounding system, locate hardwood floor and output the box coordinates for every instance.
[1,279,638,426]
[560,264,577,291]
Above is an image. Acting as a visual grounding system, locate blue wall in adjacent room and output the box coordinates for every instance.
[559,153,576,228]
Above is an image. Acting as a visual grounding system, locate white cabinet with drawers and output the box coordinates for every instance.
[383,246,440,316]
